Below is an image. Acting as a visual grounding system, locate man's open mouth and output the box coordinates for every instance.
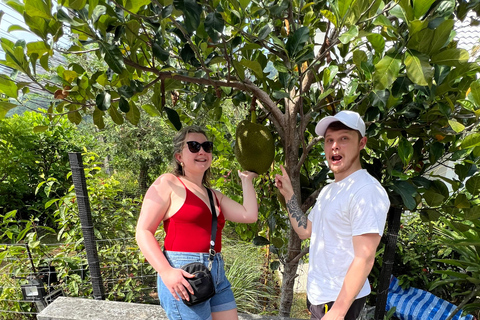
[331,155,342,161]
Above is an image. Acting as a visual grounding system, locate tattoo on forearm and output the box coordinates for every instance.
[286,194,307,229]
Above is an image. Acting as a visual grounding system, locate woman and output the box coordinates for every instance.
[136,126,259,320]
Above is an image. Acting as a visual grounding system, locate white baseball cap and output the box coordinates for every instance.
[315,110,365,137]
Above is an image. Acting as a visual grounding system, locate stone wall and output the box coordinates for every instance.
[37,297,303,320]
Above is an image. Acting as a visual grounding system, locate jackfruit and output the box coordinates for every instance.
[234,120,275,175]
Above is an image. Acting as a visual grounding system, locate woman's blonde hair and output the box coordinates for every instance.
[172,125,212,187]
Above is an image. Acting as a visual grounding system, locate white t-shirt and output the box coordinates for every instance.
[307,169,389,305]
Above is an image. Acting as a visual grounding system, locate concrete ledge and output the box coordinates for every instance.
[37,297,301,320]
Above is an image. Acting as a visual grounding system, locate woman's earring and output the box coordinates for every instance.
[180,162,185,175]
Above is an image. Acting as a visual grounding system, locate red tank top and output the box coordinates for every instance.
[163,178,225,253]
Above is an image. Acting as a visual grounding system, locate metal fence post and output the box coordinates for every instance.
[374,206,402,320]
[68,152,105,300]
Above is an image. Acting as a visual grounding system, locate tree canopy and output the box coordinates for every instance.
[1,0,480,315]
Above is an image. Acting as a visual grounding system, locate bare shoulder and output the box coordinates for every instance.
[145,173,178,198]
[212,189,229,205]
[211,188,224,198]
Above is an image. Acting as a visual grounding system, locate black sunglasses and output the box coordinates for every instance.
[186,141,214,153]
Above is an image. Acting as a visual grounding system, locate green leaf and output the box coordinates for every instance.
[338,25,358,44]
[3,210,17,222]
[465,206,480,220]
[352,50,367,70]
[65,0,87,11]
[336,0,354,22]
[142,104,161,117]
[404,51,433,86]
[205,12,224,43]
[468,80,480,106]
[461,133,480,149]
[33,125,48,132]
[374,51,402,90]
[431,48,469,67]
[92,5,106,23]
[126,101,140,125]
[258,24,273,41]
[118,85,134,98]
[366,33,385,53]
[392,180,417,210]
[164,107,181,130]
[271,237,284,248]
[180,43,196,64]
[7,24,30,33]
[413,0,436,18]
[428,19,454,55]
[321,9,337,27]
[286,26,310,58]
[93,107,105,129]
[0,101,18,119]
[125,20,141,44]
[407,19,454,55]
[273,60,288,73]
[451,222,471,232]
[108,106,124,125]
[119,97,130,113]
[26,41,50,57]
[239,58,263,79]
[96,92,111,111]
[124,0,151,13]
[232,60,245,81]
[322,65,338,88]
[424,189,445,207]
[99,43,125,74]
[45,198,59,209]
[454,194,470,209]
[25,0,52,19]
[252,236,270,246]
[0,76,18,98]
[398,137,414,166]
[408,19,428,35]
[448,119,465,133]
[152,43,170,62]
[178,0,202,33]
[67,105,82,125]
[466,176,480,195]
[272,91,290,100]
[63,70,78,83]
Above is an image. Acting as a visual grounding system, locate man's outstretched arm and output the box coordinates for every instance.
[275,165,312,239]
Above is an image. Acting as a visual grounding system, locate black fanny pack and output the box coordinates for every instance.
[181,188,217,306]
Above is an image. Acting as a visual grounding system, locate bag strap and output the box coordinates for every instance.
[206,188,217,268]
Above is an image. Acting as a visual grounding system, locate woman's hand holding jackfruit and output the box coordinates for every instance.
[275,165,294,202]
[238,170,258,183]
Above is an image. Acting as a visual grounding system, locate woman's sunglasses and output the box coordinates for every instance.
[186,141,214,153]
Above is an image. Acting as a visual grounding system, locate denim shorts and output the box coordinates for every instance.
[157,251,237,320]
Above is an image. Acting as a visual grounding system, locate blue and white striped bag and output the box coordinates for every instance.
[386,276,475,320]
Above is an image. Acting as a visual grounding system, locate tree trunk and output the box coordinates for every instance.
[278,123,305,316]
[139,161,149,194]
[279,229,303,316]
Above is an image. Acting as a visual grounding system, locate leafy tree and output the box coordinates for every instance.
[90,117,174,195]
[2,0,480,315]
[0,111,93,229]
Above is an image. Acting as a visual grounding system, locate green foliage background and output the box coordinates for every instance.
[1,0,480,317]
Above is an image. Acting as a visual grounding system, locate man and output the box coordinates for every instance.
[275,110,389,320]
